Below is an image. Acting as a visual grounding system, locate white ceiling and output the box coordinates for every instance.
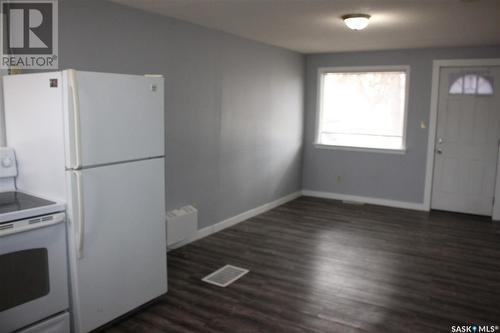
[110,0,500,54]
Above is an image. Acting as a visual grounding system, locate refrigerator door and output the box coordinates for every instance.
[66,158,167,333]
[63,70,164,169]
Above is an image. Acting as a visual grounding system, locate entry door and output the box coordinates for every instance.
[431,66,500,215]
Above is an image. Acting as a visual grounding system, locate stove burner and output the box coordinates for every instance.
[0,192,55,215]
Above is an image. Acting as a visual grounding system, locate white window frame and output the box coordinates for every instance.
[314,65,411,154]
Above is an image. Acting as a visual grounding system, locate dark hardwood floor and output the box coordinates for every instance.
[102,196,500,333]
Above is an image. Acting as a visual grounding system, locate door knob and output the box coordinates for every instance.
[436,148,443,154]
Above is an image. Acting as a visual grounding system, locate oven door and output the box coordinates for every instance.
[0,213,69,333]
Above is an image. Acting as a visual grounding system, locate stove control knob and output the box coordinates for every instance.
[2,157,13,168]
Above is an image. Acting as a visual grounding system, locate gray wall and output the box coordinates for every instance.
[58,0,304,228]
[303,46,500,204]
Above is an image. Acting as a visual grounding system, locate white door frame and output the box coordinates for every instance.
[423,58,500,211]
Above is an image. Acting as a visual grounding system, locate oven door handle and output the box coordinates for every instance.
[73,170,85,259]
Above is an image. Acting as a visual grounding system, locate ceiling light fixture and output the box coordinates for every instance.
[342,14,371,31]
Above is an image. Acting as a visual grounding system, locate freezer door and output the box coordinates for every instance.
[63,70,164,169]
[66,158,167,333]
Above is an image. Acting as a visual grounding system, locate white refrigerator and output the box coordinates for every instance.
[3,70,167,333]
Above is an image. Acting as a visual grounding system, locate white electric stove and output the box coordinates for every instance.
[0,148,69,333]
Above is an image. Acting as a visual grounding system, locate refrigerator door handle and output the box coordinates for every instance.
[68,69,82,169]
[73,170,85,259]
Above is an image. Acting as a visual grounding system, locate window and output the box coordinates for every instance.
[449,73,494,95]
[316,67,409,152]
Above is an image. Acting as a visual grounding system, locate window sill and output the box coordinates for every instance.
[314,143,407,155]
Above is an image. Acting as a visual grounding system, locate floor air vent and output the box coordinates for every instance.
[202,265,249,287]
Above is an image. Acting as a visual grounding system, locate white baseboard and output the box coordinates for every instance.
[168,191,302,250]
[168,189,427,250]
[302,190,426,211]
